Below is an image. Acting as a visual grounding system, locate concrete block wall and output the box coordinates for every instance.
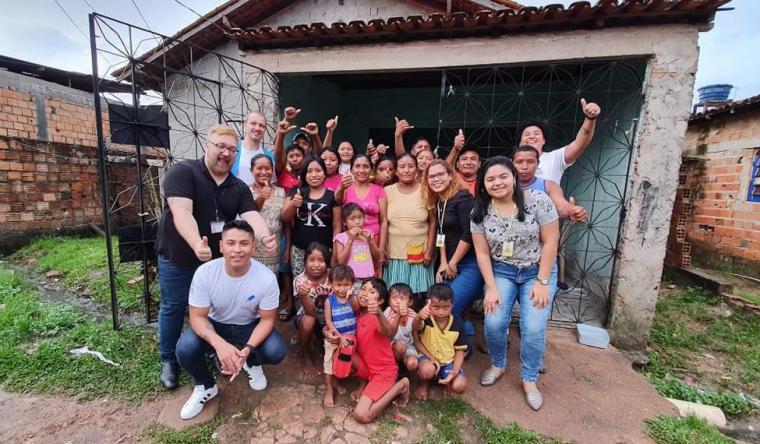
[667,110,760,273]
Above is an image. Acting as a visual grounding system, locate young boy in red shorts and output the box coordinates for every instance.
[351,277,410,423]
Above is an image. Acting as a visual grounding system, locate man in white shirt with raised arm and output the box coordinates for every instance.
[175,219,285,420]
[518,98,602,184]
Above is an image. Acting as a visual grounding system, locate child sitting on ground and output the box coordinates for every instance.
[413,283,468,400]
[384,283,419,373]
[322,265,359,407]
[351,278,410,424]
[294,242,332,379]
[333,203,379,281]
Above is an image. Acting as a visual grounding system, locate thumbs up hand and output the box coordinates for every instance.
[367,292,380,315]
[291,188,304,208]
[194,236,212,262]
[326,115,339,131]
[366,139,377,157]
[568,196,588,223]
[284,106,301,122]
[260,182,272,201]
[580,98,600,120]
[418,299,432,321]
[398,299,409,321]
[394,116,414,137]
[453,129,465,151]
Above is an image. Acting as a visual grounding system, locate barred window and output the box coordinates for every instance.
[750,149,760,203]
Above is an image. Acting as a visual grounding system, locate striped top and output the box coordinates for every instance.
[328,294,357,335]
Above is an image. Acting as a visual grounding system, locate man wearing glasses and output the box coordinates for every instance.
[156,124,277,389]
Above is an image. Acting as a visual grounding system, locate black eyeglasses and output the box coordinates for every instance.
[207,141,237,154]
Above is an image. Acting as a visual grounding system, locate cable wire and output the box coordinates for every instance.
[172,0,229,34]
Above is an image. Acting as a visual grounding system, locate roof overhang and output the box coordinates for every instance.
[230,0,731,51]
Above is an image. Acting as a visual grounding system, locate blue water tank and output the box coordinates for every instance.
[698,84,733,102]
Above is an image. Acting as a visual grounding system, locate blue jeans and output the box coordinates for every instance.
[483,261,556,382]
[445,255,484,319]
[157,256,197,363]
[175,318,287,387]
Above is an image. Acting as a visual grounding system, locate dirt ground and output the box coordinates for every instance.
[0,319,676,444]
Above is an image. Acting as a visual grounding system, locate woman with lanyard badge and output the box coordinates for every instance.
[470,156,559,411]
[420,160,482,334]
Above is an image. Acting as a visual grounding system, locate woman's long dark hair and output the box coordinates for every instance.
[298,155,327,196]
[472,156,525,223]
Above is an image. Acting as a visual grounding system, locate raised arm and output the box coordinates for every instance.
[393,117,413,157]
[274,120,295,175]
[323,115,338,149]
[564,98,601,164]
[445,129,465,168]
[301,122,323,155]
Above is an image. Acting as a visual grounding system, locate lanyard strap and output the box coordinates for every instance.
[491,203,517,239]
[436,199,448,234]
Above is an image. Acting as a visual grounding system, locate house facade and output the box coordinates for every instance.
[667,95,760,275]
[119,0,730,349]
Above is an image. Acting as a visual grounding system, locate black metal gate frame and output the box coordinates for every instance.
[436,62,645,324]
[89,13,279,329]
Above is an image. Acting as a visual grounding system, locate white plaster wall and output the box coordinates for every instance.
[164,40,279,161]
[242,24,701,349]
[260,0,436,27]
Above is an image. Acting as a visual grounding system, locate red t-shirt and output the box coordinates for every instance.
[278,170,300,194]
[355,312,397,377]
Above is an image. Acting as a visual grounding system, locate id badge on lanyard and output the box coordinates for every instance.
[501,239,514,258]
[436,233,446,248]
[210,219,224,234]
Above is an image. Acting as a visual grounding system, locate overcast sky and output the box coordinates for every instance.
[0,0,756,102]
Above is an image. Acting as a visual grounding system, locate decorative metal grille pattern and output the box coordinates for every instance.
[89,14,279,328]
[437,60,646,325]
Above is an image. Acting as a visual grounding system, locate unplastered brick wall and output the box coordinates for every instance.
[668,108,760,272]
[0,70,124,252]
[0,136,102,247]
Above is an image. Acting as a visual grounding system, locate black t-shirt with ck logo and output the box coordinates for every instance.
[290,187,337,250]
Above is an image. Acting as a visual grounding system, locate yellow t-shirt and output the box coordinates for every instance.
[418,315,468,365]
[386,183,430,260]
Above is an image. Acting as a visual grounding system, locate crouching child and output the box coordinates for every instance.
[413,284,468,400]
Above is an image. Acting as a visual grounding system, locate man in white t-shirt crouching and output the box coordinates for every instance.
[175,219,285,420]
[519,98,602,185]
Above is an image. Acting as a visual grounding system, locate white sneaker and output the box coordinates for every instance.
[243,363,267,390]
[180,384,218,420]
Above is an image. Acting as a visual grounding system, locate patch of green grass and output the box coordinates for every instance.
[416,398,563,444]
[738,291,760,306]
[651,377,753,416]
[645,415,733,444]
[0,266,161,402]
[143,417,223,444]
[12,235,157,311]
[644,285,760,411]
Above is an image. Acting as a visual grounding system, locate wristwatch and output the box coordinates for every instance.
[244,343,256,354]
[536,277,550,286]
